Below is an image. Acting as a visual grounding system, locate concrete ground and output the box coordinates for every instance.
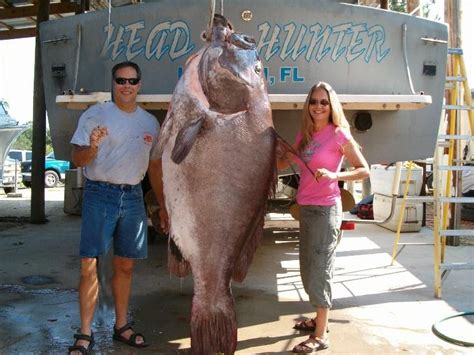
[0,187,473,354]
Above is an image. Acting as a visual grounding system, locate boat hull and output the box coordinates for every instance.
[40,0,448,164]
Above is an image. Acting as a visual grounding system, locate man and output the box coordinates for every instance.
[68,61,168,354]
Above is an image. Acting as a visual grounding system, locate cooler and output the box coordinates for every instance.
[371,164,423,196]
[373,193,422,232]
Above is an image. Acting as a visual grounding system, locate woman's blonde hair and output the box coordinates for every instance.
[298,81,350,152]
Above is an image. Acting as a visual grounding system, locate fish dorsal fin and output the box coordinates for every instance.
[171,117,204,164]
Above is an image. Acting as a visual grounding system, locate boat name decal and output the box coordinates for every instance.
[100,20,390,65]
[257,22,390,64]
[100,21,195,61]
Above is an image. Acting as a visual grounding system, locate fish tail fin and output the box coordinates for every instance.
[191,293,237,354]
[167,237,191,277]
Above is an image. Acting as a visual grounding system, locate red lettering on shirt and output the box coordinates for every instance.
[144,133,153,144]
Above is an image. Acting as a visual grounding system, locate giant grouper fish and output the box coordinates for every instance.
[154,14,277,354]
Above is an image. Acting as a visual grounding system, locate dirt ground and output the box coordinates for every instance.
[0,186,65,227]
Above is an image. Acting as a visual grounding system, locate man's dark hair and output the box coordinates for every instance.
[111,61,141,80]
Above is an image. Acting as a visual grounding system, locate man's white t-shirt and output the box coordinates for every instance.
[71,101,160,185]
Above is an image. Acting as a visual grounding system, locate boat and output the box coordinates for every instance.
[39,0,448,165]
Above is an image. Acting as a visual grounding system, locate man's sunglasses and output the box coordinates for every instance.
[309,98,330,107]
[114,77,140,85]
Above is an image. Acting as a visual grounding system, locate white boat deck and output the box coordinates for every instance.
[56,92,432,111]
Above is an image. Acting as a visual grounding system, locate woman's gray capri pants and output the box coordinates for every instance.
[299,201,342,308]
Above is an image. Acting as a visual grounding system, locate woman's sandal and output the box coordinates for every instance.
[293,318,329,333]
[68,332,95,354]
[292,335,329,353]
[113,321,149,348]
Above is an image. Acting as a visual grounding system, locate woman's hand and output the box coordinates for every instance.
[275,142,287,160]
[276,142,291,170]
[315,168,338,181]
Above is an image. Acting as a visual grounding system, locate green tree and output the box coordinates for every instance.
[11,122,54,154]
[390,0,406,12]
[389,0,438,19]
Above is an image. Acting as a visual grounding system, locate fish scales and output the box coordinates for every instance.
[156,14,276,354]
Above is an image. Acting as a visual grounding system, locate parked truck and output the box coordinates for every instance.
[21,152,70,188]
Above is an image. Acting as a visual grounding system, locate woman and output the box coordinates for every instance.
[277,82,369,353]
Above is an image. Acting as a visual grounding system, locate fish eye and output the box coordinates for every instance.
[254,64,261,74]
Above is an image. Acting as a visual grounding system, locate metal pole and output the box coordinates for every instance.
[30,0,49,223]
[14,160,18,193]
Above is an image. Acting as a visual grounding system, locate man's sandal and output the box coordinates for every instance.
[293,318,329,333]
[292,335,329,353]
[113,321,149,348]
[68,333,94,354]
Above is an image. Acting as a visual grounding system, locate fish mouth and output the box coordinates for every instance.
[227,33,256,50]
[221,65,256,87]
[218,33,260,87]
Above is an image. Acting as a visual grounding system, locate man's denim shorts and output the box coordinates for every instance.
[80,179,147,259]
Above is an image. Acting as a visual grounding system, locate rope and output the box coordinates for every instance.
[108,0,112,32]
[277,135,317,178]
[207,0,215,40]
[206,0,224,39]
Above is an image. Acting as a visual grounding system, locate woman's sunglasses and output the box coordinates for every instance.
[309,98,330,106]
[115,77,140,85]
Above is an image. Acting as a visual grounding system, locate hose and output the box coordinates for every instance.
[432,311,474,347]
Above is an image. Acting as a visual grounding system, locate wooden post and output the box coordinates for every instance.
[407,0,420,16]
[30,0,49,223]
[76,0,90,14]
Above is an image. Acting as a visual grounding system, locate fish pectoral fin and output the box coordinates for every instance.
[171,117,204,164]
